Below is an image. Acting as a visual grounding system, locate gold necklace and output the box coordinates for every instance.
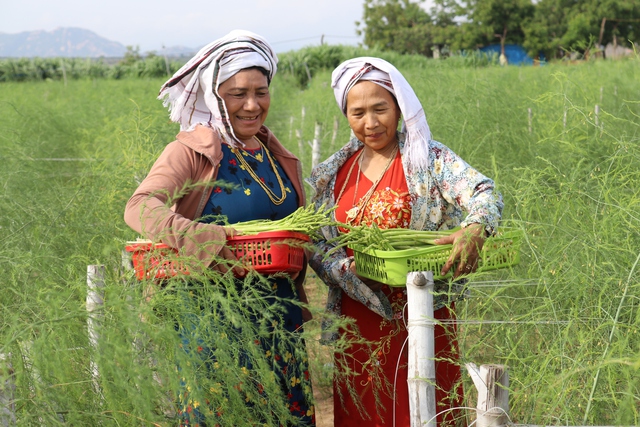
[336,145,398,225]
[237,136,264,162]
[231,139,287,205]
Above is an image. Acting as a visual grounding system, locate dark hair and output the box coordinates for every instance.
[243,66,271,85]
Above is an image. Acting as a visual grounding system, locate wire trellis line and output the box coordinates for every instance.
[406,319,570,326]
[467,279,541,287]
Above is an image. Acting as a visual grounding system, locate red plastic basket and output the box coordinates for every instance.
[124,241,190,281]
[125,231,309,281]
[226,231,310,274]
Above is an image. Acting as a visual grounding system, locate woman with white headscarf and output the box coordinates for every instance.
[124,30,315,426]
[307,57,503,426]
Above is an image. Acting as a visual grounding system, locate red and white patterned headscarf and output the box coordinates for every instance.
[331,57,432,172]
[158,29,278,147]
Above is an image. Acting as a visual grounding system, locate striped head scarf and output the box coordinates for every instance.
[158,29,278,147]
[331,57,432,172]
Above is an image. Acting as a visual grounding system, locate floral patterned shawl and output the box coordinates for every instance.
[306,133,503,341]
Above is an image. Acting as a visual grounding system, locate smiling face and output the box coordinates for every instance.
[345,80,401,153]
[218,68,270,146]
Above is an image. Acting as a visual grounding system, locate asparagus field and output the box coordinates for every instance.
[1,54,639,425]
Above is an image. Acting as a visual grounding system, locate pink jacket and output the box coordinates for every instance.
[124,124,306,268]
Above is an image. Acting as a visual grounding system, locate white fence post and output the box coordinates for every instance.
[311,122,322,169]
[600,86,603,104]
[87,265,105,392]
[406,271,436,427]
[288,116,294,142]
[467,363,510,427]
[296,106,306,158]
[296,129,303,159]
[329,116,339,152]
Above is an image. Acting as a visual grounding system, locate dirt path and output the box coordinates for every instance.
[304,274,334,427]
[312,381,334,427]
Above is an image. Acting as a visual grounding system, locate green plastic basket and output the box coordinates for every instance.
[352,229,522,287]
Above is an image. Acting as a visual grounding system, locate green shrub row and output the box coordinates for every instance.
[0,55,185,82]
[0,44,500,84]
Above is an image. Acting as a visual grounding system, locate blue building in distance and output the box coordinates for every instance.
[479,44,541,65]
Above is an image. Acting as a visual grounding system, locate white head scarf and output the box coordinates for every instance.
[158,29,278,147]
[331,57,432,172]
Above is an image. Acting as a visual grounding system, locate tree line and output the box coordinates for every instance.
[357,0,640,60]
[2,0,638,83]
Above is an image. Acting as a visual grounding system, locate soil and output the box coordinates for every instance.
[304,273,334,427]
[312,383,334,427]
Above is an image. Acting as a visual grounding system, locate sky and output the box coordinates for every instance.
[0,0,370,54]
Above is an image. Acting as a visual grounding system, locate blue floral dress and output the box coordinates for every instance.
[176,143,315,426]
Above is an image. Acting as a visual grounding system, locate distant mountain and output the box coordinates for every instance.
[0,27,198,58]
[160,45,200,58]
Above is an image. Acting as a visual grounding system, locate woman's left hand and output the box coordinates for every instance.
[435,223,486,279]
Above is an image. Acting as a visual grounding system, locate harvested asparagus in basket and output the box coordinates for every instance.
[328,223,460,254]
[230,203,337,238]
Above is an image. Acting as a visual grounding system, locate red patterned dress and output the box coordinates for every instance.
[333,148,464,427]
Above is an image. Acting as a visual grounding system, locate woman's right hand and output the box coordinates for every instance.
[212,227,247,277]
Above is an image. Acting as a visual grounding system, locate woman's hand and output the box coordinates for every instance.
[435,223,486,279]
[212,227,247,277]
[350,260,384,292]
[301,306,313,323]
[288,270,312,322]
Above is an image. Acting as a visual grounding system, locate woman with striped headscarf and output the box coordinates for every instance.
[307,57,503,426]
[124,30,314,426]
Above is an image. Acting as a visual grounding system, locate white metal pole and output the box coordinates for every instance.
[406,271,437,427]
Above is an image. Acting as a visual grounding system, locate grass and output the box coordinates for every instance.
[1,55,639,425]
